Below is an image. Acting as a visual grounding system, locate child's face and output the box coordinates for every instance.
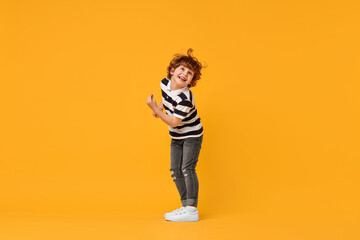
[170,65,194,88]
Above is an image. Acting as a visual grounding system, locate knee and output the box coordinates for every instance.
[170,169,183,180]
[181,168,195,177]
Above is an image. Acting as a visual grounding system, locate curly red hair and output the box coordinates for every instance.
[167,49,204,88]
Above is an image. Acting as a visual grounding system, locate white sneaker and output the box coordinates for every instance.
[165,206,199,222]
[164,206,185,218]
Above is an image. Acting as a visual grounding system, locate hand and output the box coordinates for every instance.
[153,112,159,118]
[147,94,161,118]
[146,94,157,111]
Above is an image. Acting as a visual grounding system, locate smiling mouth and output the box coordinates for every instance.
[178,76,186,82]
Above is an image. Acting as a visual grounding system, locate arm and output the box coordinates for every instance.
[147,94,182,128]
[154,107,182,128]
[153,102,164,118]
[159,102,164,111]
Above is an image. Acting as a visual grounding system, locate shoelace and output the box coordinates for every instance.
[170,207,185,215]
[173,207,188,216]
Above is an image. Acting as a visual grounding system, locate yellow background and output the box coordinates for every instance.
[1,0,359,239]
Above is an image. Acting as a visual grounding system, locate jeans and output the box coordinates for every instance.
[170,135,203,207]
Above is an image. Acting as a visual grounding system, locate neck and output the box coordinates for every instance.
[170,78,187,91]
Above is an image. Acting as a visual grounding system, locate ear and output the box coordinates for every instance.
[170,67,175,75]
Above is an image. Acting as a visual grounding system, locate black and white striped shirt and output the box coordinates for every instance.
[160,78,204,139]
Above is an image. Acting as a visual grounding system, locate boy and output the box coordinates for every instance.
[146,49,204,222]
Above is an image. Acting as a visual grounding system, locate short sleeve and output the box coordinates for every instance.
[173,100,193,119]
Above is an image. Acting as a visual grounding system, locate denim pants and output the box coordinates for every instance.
[170,135,203,207]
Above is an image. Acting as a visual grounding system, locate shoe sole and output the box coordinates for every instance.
[165,214,199,222]
[165,218,199,222]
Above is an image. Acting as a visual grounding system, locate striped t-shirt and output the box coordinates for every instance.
[160,78,204,139]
